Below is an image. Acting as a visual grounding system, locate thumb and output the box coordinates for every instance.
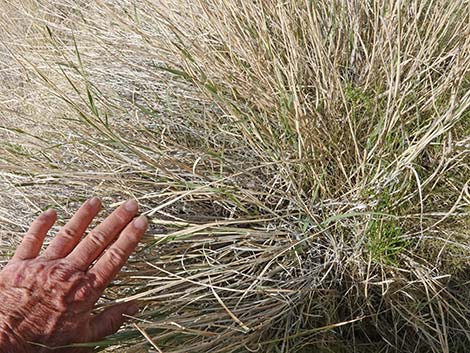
[89,301,139,340]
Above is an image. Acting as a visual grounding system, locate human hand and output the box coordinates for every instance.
[0,198,147,352]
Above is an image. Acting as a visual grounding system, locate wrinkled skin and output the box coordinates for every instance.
[0,198,147,352]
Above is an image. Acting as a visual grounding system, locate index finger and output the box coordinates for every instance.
[43,197,101,259]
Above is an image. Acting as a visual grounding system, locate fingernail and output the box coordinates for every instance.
[124,199,138,213]
[133,215,148,230]
[44,209,56,217]
[88,197,100,207]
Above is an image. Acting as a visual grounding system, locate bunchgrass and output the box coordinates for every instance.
[0,0,469,352]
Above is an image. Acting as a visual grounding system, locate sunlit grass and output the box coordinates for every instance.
[0,0,469,352]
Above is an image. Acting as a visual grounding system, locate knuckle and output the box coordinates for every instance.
[48,263,73,282]
[89,229,109,247]
[72,281,96,303]
[60,226,78,241]
[115,209,129,223]
[74,285,90,302]
[17,233,40,253]
[107,247,127,266]
[25,230,43,241]
[23,234,38,245]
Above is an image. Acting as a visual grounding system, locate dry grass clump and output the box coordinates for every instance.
[0,0,469,352]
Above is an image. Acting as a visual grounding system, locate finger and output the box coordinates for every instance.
[13,209,57,261]
[89,301,139,340]
[67,199,139,270]
[43,197,101,259]
[89,216,147,290]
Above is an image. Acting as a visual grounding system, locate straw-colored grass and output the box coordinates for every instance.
[0,0,469,352]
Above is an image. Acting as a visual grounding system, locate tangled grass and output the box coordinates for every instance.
[0,0,469,352]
